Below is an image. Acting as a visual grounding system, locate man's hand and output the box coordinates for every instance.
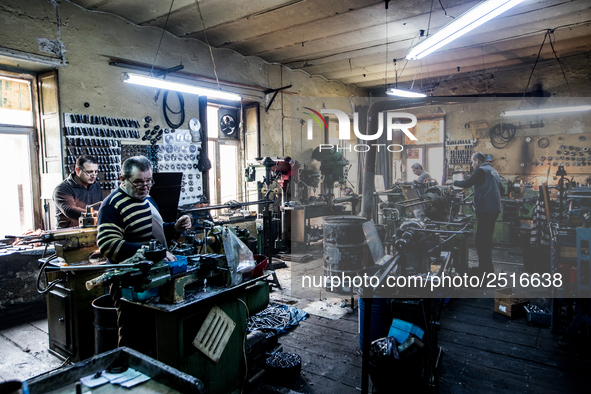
[164,251,177,262]
[174,214,192,233]
[445,180,454,185]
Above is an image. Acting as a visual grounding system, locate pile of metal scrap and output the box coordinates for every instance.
[247,304,308,334]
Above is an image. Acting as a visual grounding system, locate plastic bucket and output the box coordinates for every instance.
[92,294,118,355]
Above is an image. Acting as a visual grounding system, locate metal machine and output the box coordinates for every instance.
[36,227,103,361]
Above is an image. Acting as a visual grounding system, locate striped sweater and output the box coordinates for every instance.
[97,188,175,263]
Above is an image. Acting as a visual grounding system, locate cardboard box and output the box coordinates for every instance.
[494,287,529,318]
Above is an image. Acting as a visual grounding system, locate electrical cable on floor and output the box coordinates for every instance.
[237,298,250,394]
[29,356,71,380]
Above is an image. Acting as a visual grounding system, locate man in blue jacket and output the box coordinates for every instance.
[97,156,191,263]
[452,152,501,274]
[53,155,102,228]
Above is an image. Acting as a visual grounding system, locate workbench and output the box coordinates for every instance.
[119,274,270,394]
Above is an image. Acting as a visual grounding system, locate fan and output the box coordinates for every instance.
[220,114,237,137]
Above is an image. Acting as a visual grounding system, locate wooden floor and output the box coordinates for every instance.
[252,297,591,393]
[2,245,591,393]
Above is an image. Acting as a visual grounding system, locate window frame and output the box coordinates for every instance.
[0,70,43,231]
[206,103,243,206]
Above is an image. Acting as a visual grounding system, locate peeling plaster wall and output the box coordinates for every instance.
[0,0,367,318]
[385,54,591,184]
[0,0,367,168]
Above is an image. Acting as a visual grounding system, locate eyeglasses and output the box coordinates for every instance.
[129,179,155,189]
[80,169,99,177]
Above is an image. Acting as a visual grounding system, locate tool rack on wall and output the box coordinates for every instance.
[63,114,204,204]
[63,113,141,191]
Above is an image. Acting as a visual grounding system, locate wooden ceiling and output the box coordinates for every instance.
[70,0,591,93]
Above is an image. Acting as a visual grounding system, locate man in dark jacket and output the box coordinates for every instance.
[53,155,102,228]
[452,152,501,274]
[411,163,432,184]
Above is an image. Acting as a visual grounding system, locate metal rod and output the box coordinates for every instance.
[179,199,273,213]
[414,228,472,234]
[396,199,434,207]
[45,263,139,271]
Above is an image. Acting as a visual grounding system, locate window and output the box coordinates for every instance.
[0,75,37,236]
[0,76,33,126]
[207,105,241,206]
[403,116,445,184]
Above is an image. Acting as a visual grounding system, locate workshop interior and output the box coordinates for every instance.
[1,0,591,393]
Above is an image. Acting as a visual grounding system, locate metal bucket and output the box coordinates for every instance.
[323,216,367,293]
[92,294,118,355]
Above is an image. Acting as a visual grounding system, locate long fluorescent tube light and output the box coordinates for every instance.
[406,0,526,60]
[123,73,241,101]
[386,88,426,98]
[501,106,591,116]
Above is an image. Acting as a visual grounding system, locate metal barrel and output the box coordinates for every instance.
[323,216,367,294]
[92,294,118,355]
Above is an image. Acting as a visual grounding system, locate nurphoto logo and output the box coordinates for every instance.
[302,107,418,152]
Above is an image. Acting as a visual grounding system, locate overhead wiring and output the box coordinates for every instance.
[194,0,221,90]
[149,0,176,77]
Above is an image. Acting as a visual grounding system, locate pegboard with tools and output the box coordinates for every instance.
[491,133,591,176]
[63,112,143,191]
[158,129,204,204]
[121,144,158,169]
[446,139,476,171]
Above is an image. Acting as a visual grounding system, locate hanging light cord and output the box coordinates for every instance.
[194,0,222,91]
[548,30,574,99]
[438,0,455,20]
[522,29,573,103]
[149,0,176,77]
[521,30,548,100]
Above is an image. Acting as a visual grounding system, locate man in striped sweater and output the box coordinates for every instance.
[97,156,191,263]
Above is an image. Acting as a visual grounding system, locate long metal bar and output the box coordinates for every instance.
[45,264,139,271]
[414,228,471,234]
[179,199,273,213]
[396,199,434,207]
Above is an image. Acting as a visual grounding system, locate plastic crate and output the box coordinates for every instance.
[170,255,188,275]
[524,304,551,326]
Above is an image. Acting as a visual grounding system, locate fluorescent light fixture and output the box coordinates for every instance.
[386,88,426,98]
[501,106,591,116]
[122,73,241,101]
[406,0,526,60]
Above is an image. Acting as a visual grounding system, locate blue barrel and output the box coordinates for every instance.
[358,298,392,350]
